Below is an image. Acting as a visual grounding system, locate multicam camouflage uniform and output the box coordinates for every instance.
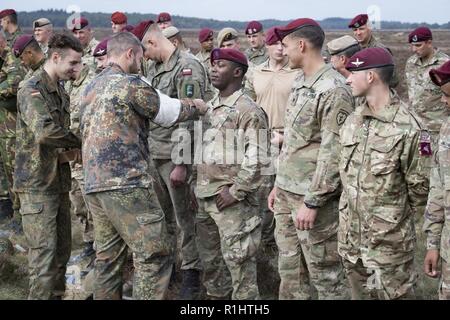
[195,88,269,300]
[147,48,210,274]
[274,64,354,300]
[0,46,26,212]
[423,117,450,300]
[195,49,212,74]
[15,69,81,300]
[79,63,203,300]
[244,46,268,66]
[338,92,431,300]
[81,38,98,71]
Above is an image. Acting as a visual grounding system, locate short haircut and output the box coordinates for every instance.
[107,32,144,58]
[26,39,43,53]
[231,61,248,78]
[47,33,83,57]
[288,25,325,51]
[372,66,394,85]
[7,13,18,25]
[339,44,361,58]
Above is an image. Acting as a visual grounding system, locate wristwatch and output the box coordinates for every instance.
[304,202,320,210]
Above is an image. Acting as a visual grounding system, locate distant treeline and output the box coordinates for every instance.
[16,9,450,30]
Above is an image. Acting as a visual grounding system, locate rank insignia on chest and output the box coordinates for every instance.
[419,131,432,156]
[182,68,193,76]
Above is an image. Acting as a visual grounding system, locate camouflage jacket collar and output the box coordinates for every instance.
[360,90,401,123]
[30,57,45,72]
[300,63,332,89]
[38,68,59,93]
[72,64,92,87]
[411,48,442,67]
[259,59,291,72]
[157,48,181,74]
[6,28,22,43]
[105,63,126,75]
[211,88,244,110]
[84,37,98,56]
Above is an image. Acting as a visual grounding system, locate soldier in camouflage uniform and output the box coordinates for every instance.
[0,9,22,48]
[196,28,214,73]
[244,21,268,66]
[195,48,269,300]
[0,30,25,222]
[71,17,98,71]
[13,35,46,88]
[15,33,83,300]
[33,18,53,56]
[267,19,353,300]
[424,61,450,300]
[79,32,208,300]
[405,27,450,147]
[140,23,208,299]
[340,48,431,300]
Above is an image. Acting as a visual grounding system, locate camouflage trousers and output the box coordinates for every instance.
[274,188,349,300]
[0,156,8,200]
[342,258,417,300]
[85,187,173,300]
[69,170,94,243]
[256,175,280,299]
[439,258,450,300]
[19,192,71,300]
[196,196,262,300]
[151,159,202,271]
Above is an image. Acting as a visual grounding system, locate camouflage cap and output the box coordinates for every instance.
[327,35,360,56]
[162,26,180,39]
[33,18,52,29]
[217,27,238,47]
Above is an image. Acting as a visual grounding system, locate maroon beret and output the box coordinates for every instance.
[0,9,16,19]
[348,14,369,29]
[211,48,248,68]
[346,47,394,71]
[409,27,433,43]
[123,25,134,32]
[132,20,154,41]
[72,17,89,31]
[430,61,450,87]
[265,27,279,46]
[157,12,171,23]
[111,11,127,25]
[12,35,36,58]
[274,18,321,41]
[198,28,213,43]
[245,21,263,35]
[93,37,109,57]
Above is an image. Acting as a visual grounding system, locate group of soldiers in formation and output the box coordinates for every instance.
[0,8,450,300]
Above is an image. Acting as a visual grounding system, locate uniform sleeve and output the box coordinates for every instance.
[304,87,355,207]
[18,87,81,148]
[243,67,257,101]
[423,143,445,250]
[229,109,270,201]
[402,130,431,218]
[0,52,25,100]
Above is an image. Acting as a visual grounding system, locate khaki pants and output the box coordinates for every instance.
[196,197,262,300]
[19,192,71,300]
[85,187,172,300]
[274,188,349,300]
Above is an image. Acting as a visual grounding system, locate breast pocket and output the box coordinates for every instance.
[370,134,404,176]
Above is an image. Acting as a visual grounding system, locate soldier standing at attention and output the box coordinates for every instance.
[71,17,98,70]
[244,21,268,66]
[340,47,431,299]
[0,9,22,48]
[33,18,53,56]
[196,28,214,73]
[423,60,450,300]
[267,18,354,300]
[15,33,83,299]
[111,12,128,34]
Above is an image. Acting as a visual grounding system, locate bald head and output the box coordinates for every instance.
[141,23,175,62]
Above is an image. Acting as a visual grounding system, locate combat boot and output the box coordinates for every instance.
[178,269,201,300]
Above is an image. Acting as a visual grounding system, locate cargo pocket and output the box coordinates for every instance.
[223,215,262,265]
[135,210,170,257]
[20,203,47,249]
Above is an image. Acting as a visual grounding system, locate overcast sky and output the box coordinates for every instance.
[3,0,449,24]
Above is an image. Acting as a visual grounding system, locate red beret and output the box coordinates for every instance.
[346,47,394,71]
[123,25,134,32]
[245,21,263,35]
[157,12,171,23]
[348,14,369,29]
[409,27,433,43]
[12,35,36,58]
[93,37,109,57]
[430,61,450,87]
[72,17,89,31]
[198,28,214,43]
[211,48,248,68]
[111,11,127,25]
[274,18,321,41]
[265,27,279,46]
[0,9,16,19]
[132,20,154,41]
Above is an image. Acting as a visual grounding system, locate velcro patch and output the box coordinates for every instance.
[182,68,192,76]
[419,131,432,156]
